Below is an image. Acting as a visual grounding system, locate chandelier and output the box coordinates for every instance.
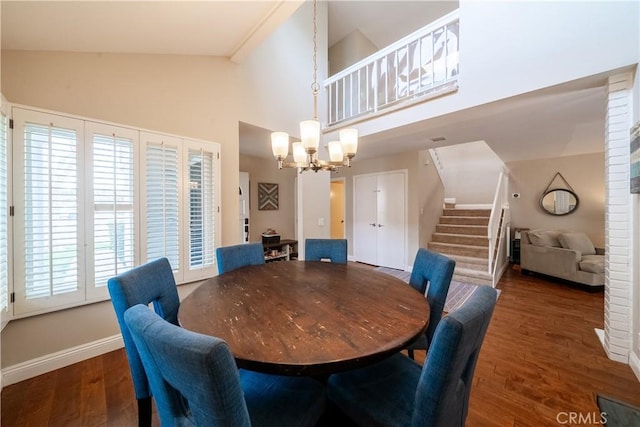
[270,0,358,173]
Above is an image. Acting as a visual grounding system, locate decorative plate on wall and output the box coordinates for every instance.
[258,182,279,210]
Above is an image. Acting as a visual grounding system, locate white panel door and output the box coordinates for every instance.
[354,174,378,265]
[354,171,406,269]
[376,172,405,270]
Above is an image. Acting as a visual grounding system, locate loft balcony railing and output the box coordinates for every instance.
[325,9,459,128]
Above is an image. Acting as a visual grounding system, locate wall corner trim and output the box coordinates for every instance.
[630,350,640,383]
[1,334,124,388]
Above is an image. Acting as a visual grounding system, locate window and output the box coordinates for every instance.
[13,109,85,315]
[85,123,138,300]
[185,145,218,281]
[141,133,219,283]
[0,97,10,327]
[141,132,181,278]
[11,107,220,317]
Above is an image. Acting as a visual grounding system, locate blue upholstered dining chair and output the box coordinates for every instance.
[124,305,326,427]
[216,242,265,274]
[107,257,180,427]
[327,285,498,427]
[406,248,456,360]
[305,238,348,263]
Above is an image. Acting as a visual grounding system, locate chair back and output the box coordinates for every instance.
[124,305,252,427]
[107,257,180,400]
[216,242,265,274]
[305,238,348,263]
[412,285,497,427]
[408,248,455,346]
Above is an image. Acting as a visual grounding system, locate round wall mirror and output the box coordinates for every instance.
[540,189,579,216]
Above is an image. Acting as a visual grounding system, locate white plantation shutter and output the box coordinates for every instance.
[0,101,9,322]
[186,145,217,278]
[9,107,220,316]
[13,109,85,315]
[141,132,181,276]
[86,123,137,299]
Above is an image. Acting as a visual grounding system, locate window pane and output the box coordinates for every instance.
[146,142,179,269]
[188,149,215,269]
[93,133,135,287]
[24,123,78,298]
[0,111,8,312]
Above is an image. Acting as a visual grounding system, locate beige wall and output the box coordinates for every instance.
[1,50,245,368]
[507,152,605,247]
[1,50,243,246]
[437,141,504,205]
[417,150,446,249]
[328,29,377,76]
[239,154,296,242]
[0,2,319,369]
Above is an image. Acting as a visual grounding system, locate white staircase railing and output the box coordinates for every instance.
[487,172,509,284]
[428,148,445,185]
[324,9,459,127]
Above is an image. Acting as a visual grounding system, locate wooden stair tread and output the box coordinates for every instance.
[429,241,490,249]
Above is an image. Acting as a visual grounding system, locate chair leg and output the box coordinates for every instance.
[407,349,415,360]
[138,397,152,427]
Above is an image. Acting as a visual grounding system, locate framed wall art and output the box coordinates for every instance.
[258,182,279,210]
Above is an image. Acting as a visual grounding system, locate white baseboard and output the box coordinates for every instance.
[630,350,640,382]
[595,328,630,364]
[1,334,124,387]
[595,328,605,348]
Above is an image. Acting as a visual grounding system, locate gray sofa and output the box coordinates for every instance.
[520,230,604,288]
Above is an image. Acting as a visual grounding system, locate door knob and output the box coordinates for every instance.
[378,224,384,227]
[369,223,377,227]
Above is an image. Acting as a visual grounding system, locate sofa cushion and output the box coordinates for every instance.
[558,232,596,256]
[528,230,561,247]
[580,255,605,274]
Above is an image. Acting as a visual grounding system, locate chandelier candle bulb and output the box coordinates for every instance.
[340,129,358,156]
[328,141,344,162]
[293,142,307,163]
[271,132,289,159]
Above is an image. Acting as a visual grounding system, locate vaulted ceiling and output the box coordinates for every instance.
[2,1,610,164]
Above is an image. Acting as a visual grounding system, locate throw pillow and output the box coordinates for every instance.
[558,232,596,256]
[528,230,561,247]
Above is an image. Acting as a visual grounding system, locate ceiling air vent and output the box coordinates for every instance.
[429,136,447,143]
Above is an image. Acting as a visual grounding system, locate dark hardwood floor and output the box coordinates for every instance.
[3,266,640,426]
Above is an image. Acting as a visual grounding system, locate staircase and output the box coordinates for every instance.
[427,208,493,286]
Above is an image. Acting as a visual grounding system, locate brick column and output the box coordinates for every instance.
[604,72,634,363]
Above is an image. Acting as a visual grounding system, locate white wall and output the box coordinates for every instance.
[436,141,504,205]
[238,1,321,138]
[297,171,331,260]
[356,1,640,138]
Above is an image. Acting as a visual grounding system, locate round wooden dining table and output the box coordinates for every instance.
[178,261,430,376]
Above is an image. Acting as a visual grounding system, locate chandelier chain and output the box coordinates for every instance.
[311,0,319,120]
[270,0,357,172]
